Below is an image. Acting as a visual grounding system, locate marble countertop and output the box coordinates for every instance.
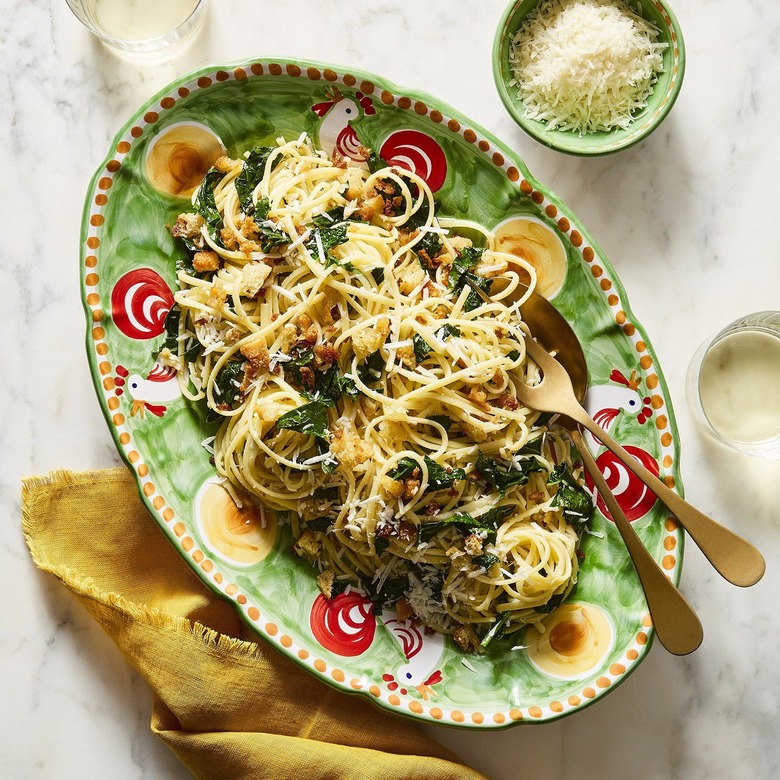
[4,0,780,777]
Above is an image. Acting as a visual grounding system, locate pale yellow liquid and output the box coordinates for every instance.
[91,0,199,41]
[699,329,780,444]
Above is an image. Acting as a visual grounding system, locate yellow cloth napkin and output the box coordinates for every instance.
[22,468,489,780]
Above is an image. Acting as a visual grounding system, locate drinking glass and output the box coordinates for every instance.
[686,311,780,458]
[65,0,206,55]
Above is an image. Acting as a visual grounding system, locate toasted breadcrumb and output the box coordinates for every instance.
[397,262,427,295]
[316,569,337,598]
[352,317,390,361]
[380,475,406,499]
[292,530,322,563]
[460,419,489,442]
[239,262,271,297]
[193,250,221,273]
[330,421,372,469]
[464,534,484,556]
[172,212,204,240]
[396,597,416,624]
[240,340,270,372]
[453,624,483,654]
[215,155,241,174]
[207,283,227,309]
[468,386,491,412]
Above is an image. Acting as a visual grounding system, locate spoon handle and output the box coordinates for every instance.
[572,410,766,587]
[571,430,703,655]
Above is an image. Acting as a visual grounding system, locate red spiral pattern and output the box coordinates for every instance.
[111,268,174,341]
[380,129,447,192]
[310,593,376,657]
[586,446,660,522]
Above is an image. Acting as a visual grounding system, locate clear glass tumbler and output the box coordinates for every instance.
[65,0,206,55]
[686,311,780,458]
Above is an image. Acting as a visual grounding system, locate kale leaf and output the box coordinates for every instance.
[361,575,409,615]
[275,399,331,439]
[313,485,341,502]
[367,150,389,174]
[309,206,346,228]
[158,306,201,364]
[305,223,350,267]
[427,414,453,431]
[475,452,545,496]
[418,506,512,545]
[303,363,358,405]
[205,360,245,423]
[462,274,493,312]
[161,306,180,353]
[284,349,315,389]
[415,231,443,267]
[425,458,467,491]
[535,592,566,614]
[256,222,289,253]
[306,517,334,532]
[356,350,385,386]
[412,333,432,363]
[314,437,339,473]
[388,456,466,494]
[449,246,484,289]
[472,553,500,571]
[412,324,461,363]
[547,463,594,528]
[448,246,493,311]
[387,456,418,482]
[480,612,510,649]
[402,196,434,231]
[193,169,225,242]
[370,267,385,285]
[235,146,278,216]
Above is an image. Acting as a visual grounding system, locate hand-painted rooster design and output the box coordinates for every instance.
[308,592,445,699]
[114,361,181,418]
[583,369,652,453]
[381,611,446,700]
[582,368,659,522]
[311,86,375,162]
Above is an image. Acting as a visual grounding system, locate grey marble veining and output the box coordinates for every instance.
[3,1,780,777]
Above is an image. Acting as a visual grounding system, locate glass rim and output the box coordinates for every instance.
[65,0,206,50]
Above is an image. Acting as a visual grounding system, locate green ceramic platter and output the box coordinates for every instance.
[81,58,683,728]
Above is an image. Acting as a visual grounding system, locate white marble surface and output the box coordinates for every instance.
[3,0,780,777]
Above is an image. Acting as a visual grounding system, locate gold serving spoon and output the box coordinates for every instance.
[511,291,765,589]
[511,288,703,654]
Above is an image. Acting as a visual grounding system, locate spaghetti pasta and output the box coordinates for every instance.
[167,135,593,650]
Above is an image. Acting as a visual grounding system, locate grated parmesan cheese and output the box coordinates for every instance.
[509,0,667,134]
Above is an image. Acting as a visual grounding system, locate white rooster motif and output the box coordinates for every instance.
[381,611,446,700]
[115,362,181,418]
[311,86,375,162]
[583,369,652,453]
[310,86,449,192]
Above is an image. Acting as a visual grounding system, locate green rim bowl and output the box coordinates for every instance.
[492,0,686,156]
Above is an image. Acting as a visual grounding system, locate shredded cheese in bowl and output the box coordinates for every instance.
[509,0,667,135]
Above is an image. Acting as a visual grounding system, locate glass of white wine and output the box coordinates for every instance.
[65,0,206,55]
[687,311,780,458]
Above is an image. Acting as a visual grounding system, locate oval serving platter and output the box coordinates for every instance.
[80,58,683,728]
